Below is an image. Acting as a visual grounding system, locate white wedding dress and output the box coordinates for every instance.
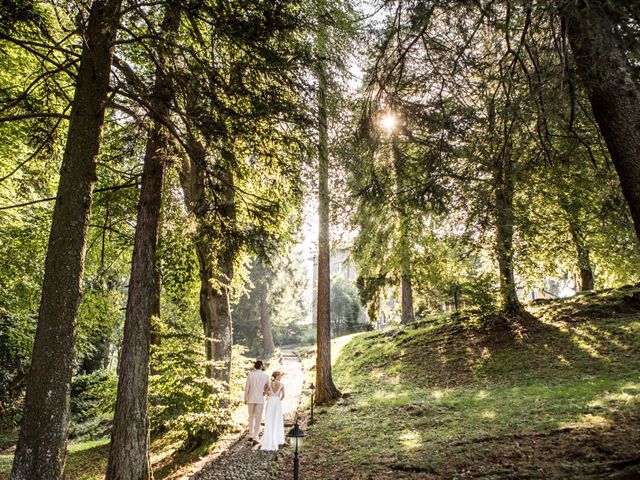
[260,381,285,451]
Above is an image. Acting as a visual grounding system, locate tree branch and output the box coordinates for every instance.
[0,181,141,211]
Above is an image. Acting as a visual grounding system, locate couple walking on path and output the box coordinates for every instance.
[244,360,286,451]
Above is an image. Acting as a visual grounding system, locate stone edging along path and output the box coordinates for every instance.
[188,349,305,480]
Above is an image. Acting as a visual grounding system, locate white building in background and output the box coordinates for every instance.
[308,245,370,326]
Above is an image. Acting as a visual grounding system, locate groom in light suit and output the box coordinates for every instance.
[244,359,269,445]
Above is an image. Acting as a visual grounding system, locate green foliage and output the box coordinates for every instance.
[330,277,363,336]
[75,283,125,372]
[149,296,233,448]
[70,371,117,424]
[0,309,35,427]
[233,247,309,352]
[272,321,316,347]
[150,341,230,447]
[463,272,499,316]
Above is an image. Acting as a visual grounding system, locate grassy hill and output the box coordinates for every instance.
[277,286,640,479]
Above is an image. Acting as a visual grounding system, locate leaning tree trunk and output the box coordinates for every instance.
[494,151,523,315]
[258,283,275,357]
[106,4,181,479]
[11,1,122,478]
[562,0,640,239]
[314,0,341,405]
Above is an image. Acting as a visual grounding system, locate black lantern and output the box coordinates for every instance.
[309,383,316,424]
[286,422,306,480]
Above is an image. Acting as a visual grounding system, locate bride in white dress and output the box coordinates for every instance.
[260,371,285,451]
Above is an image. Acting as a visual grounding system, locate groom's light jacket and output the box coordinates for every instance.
[244,369,269,404]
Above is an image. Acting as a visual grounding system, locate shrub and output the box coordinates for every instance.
[149,324,233,449]
[70,370,117,423]
[463,272,499,315]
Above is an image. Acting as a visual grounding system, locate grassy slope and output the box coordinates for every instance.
[277,286,640,479]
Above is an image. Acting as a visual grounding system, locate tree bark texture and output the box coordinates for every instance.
[494,151,522,315]
[106,4,181,479]
[400,274,415,323]
[562,0,640,239]
[259,284,275,357]
[314,3,341,404]
[194,236,234,386]
[11,1,122,478]
[180,142,235,388]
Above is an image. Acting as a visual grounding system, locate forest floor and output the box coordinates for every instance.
[270,285,640,479]
[0,349,306,480]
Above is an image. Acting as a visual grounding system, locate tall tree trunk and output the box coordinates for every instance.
[259,284,275,357]
[559,195,595,292]
[393,138,415,324]
[180,142,235,387]
[400,274,415,323]
[569,221,595,291]
[106,4,181,479]
[194,237,216,381]
[11,1,121,478]
[208,158,235,385]
[193,236,233,386]
[494,152,522,315]
[562,0,640,239]
[314,0,341,405]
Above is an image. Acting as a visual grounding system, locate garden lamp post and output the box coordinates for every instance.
[287,422,306,480]
[309,383,316,424]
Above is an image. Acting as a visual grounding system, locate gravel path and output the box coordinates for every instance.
[189,350,304,480]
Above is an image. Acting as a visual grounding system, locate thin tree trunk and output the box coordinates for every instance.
[11,1,121,478]
[393,138,415,324]
[494,152,522,315]
[562,0,640,239]
[452,282,461,311]
[259,284,275,356]
[569,222,595,291]
[150,256,162,348]
[559,194,595,292]
[106,4,181,479]
[315,0,340,405]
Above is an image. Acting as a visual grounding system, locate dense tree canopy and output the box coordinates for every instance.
[1,0,640,478]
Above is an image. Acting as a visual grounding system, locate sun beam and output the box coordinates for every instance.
[379,112,399,133]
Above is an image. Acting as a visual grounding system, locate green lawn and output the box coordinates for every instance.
[273,287,640,479]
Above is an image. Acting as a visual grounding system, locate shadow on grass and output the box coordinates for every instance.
[306,286,640,479]
[336,287,640,393]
